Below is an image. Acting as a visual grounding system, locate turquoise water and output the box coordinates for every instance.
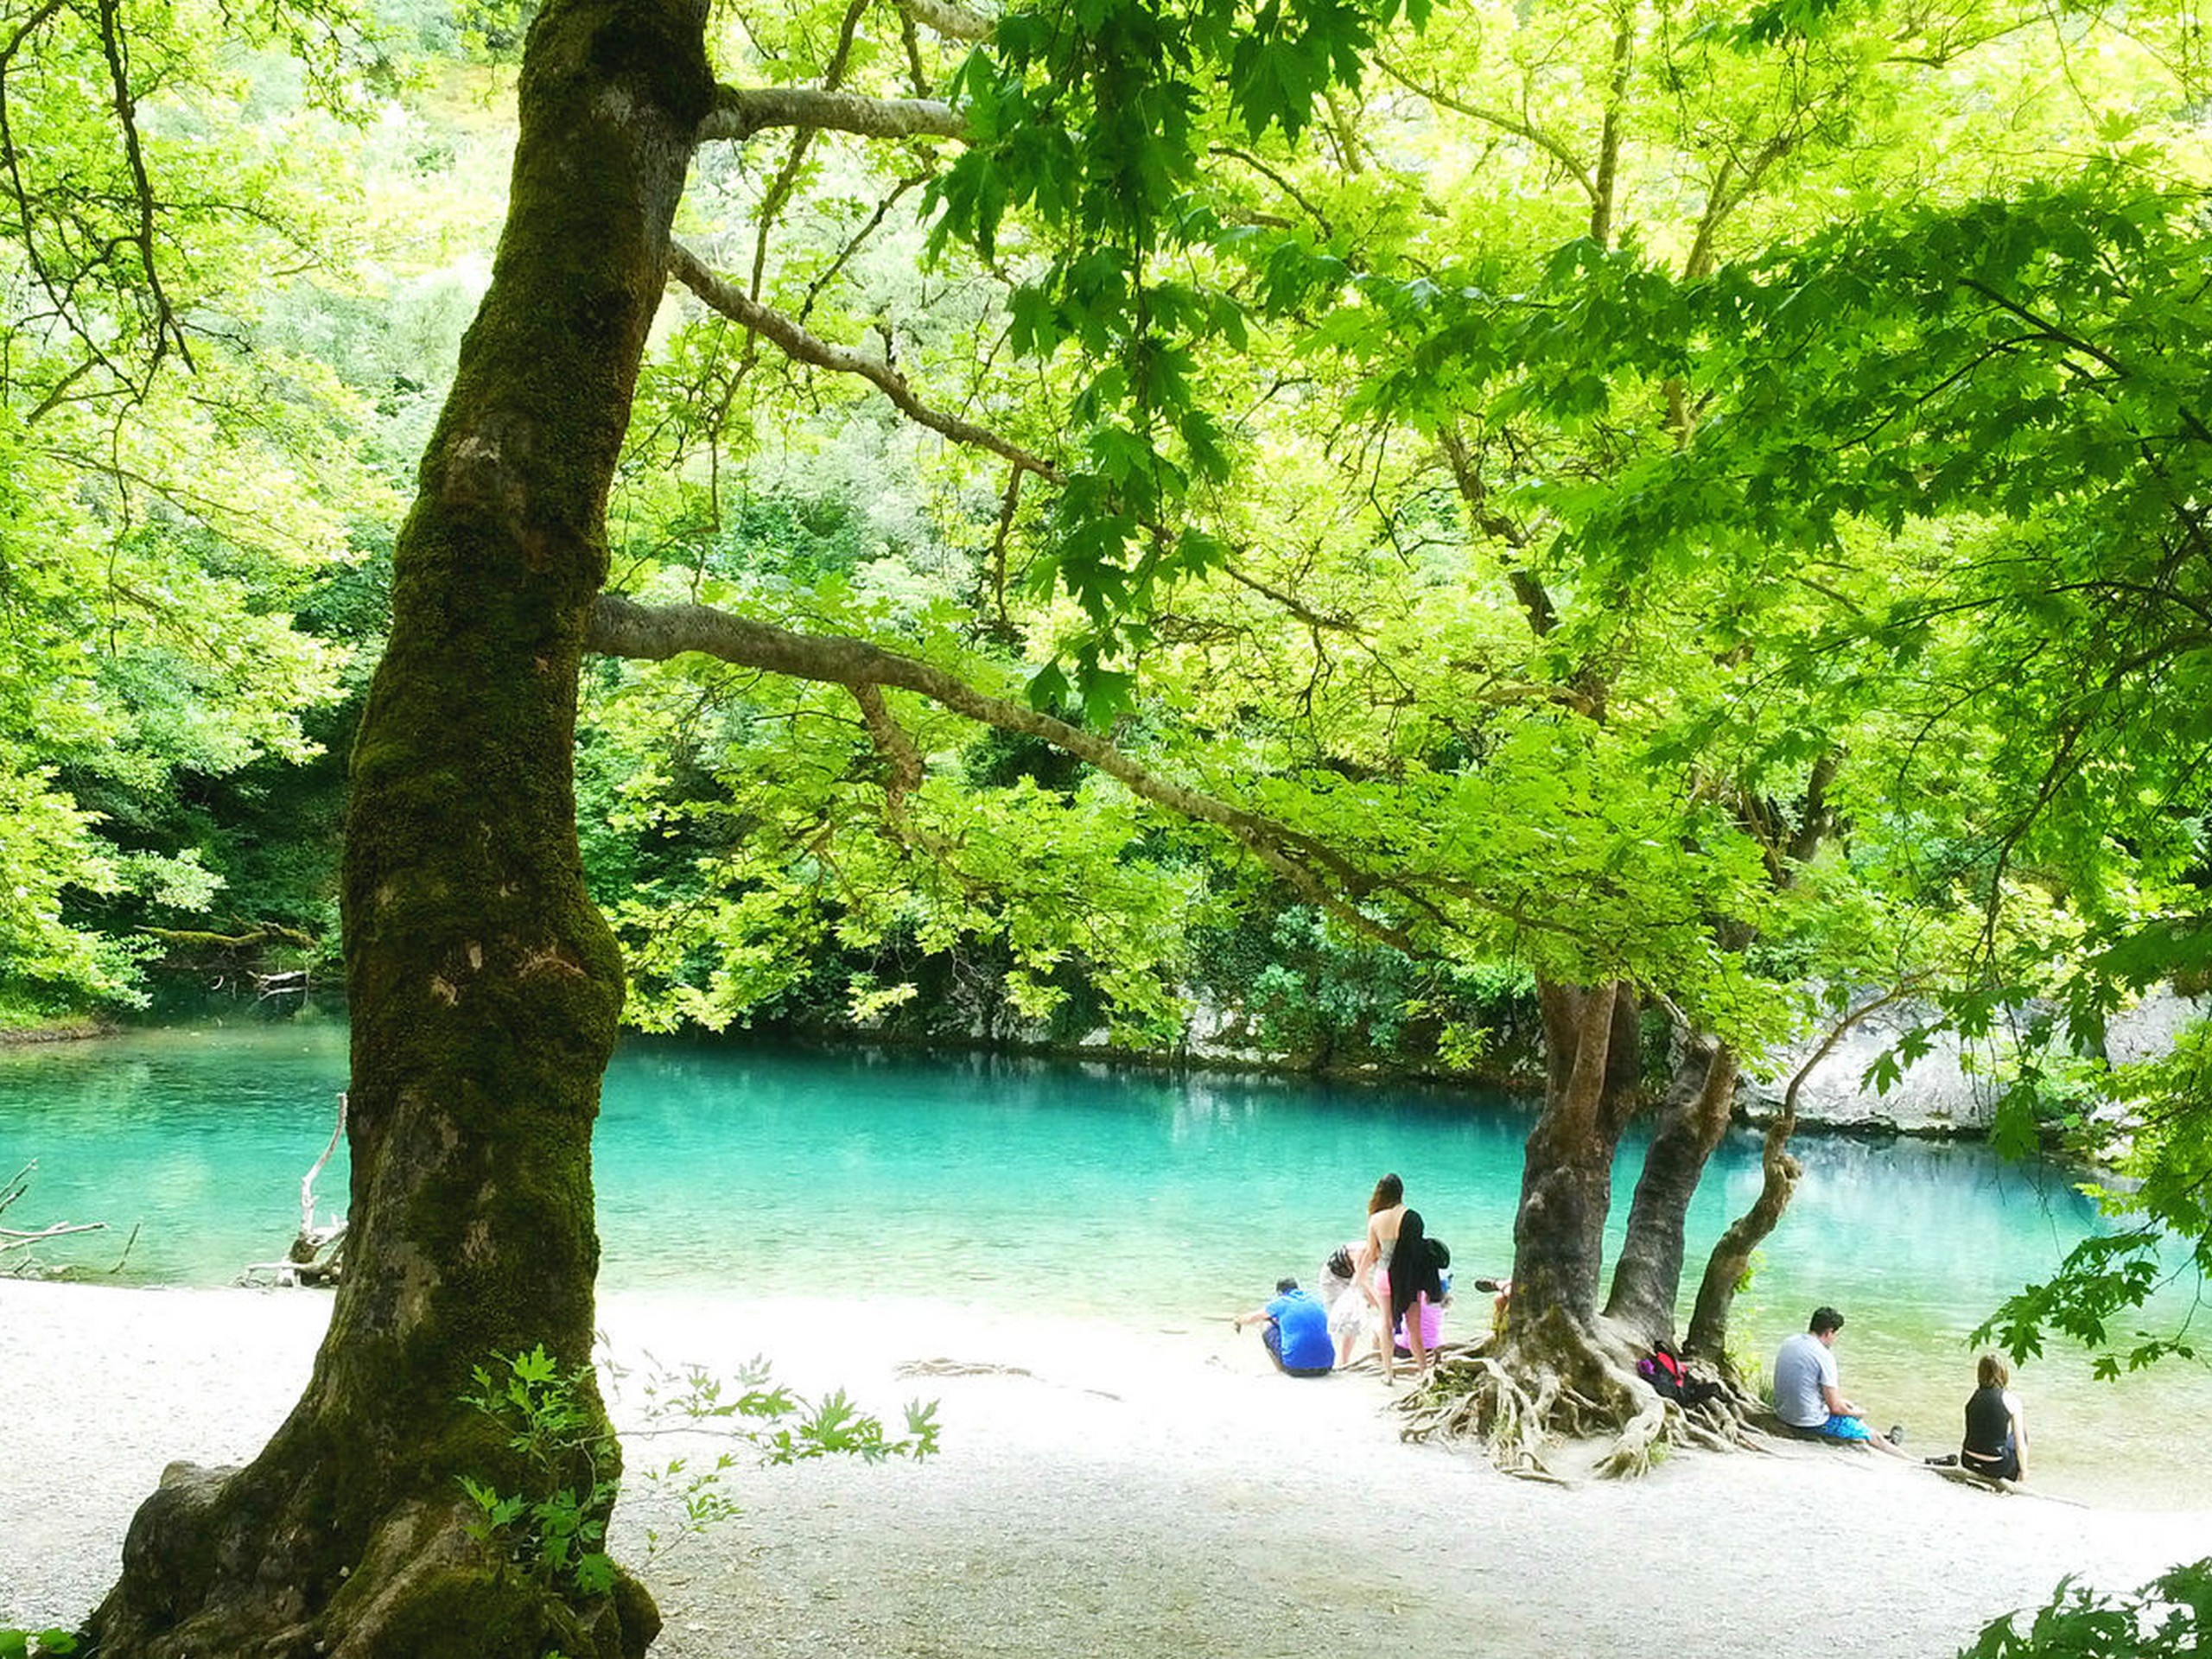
[5,1020,2209,1504]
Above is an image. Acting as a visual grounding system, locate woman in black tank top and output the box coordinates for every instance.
[1960,1351,2027,1482]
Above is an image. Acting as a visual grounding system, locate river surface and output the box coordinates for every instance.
[5,1020,2207,1507]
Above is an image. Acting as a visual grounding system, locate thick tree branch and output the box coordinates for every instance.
[851,680,925,813]
[0,0,64,59]
[1786,747,1841,867]
[1588,13,1633,248]
[899,0,993,41]
[585,597,1607,953]
[138,921,319,951]
[1440,426,1558,637]
[698,84,967,144]
[585,594,1426,948]
[668,240,1055,476]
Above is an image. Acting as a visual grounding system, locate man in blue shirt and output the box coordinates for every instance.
[1235,1276,1334,1376]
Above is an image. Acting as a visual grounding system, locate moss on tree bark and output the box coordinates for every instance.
[1408,984,1761,1473]
[85,1,713,1652]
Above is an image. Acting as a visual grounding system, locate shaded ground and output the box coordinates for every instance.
[6,1281,2206,1656]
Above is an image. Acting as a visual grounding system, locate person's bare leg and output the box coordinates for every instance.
[1868,1428,1915,1461]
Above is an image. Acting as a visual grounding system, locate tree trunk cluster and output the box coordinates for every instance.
[1404,976,1773,1476]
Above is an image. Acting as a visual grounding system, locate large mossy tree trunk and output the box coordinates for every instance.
[86,3,713,1655]
[1601,1034,1738,1346]
[1408,984,1763,1473]
[1427,980,1656,1465]
[1507,979,1643,1335]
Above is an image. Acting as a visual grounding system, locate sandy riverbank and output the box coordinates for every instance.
[4,1279,2206,1657]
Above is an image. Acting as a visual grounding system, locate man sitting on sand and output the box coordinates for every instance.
[1235,1276,1334,1377]
[1772,1305,1911,1459]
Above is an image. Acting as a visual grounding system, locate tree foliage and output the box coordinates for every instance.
[0,0,405,1017]
[10,0,2212,1637]
[1962,1561,2212,1659]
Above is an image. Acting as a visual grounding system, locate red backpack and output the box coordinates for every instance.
[1637,1345,1687,1400]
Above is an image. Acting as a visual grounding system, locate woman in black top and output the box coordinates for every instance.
[1389,1207,1446,1382]
[1961,1351,2028,1482]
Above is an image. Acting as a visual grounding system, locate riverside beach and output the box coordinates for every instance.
[5,1278,2207,1658]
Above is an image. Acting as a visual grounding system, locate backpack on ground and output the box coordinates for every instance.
[1637,1346,1687,1401]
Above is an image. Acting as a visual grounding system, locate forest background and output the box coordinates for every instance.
[10,0,2212,1335]
[7,0,2212,1647]
[10,0,2212,1076]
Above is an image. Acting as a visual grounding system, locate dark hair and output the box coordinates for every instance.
[1808,1306,1845,1337]
[1326,1246,1355,1280]
[1369,1173,1404,1214]
[1389,1208,1443,1325]
[1276,1276,1300,1295]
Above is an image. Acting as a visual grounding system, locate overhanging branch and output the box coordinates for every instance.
[666,239,1056,476]
[699,84,968,144]
[899,0,993,40]
[585,594,1421,949]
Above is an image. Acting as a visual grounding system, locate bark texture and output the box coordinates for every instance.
[1396,981,1658,1473]
[1403,987,1766,1476]
[85,3,713,1654]
[1508,980,1643,1332]
[1602,1034,1739,1344]
[1682,984,1913,1369]
[1682,1091,1801,1370]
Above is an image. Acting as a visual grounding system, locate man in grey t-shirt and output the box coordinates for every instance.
[1771,1306,1910,1458]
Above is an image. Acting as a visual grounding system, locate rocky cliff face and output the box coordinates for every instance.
[1739,990,2209,1135]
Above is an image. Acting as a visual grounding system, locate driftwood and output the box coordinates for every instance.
[239,1094,348,1287]
[1,1160,138,1274]
[137,922,318,1008]
[252,969,313,1005]
[1,1217,107,1255]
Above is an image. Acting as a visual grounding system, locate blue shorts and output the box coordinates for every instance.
[1815,1414,1873,1442]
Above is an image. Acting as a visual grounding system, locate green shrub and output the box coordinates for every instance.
[1962,1561,2212,1657]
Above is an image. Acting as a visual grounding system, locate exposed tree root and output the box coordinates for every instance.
[89,1459,657,1659]
[1592,1389,1669,1479]
[1394,1315,1770,1481]
[92,1322,658,1659]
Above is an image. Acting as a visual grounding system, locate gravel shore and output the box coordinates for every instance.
[5,1279,2206,1657]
